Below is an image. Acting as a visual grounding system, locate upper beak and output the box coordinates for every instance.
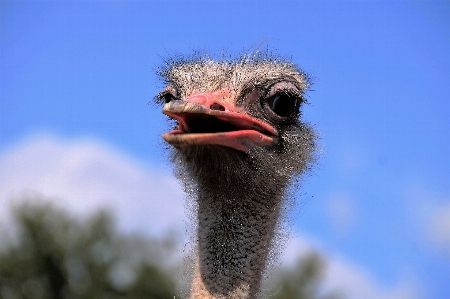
[161,99,278,153]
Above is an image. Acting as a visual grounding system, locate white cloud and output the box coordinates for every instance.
[324,191,359,236]
[282,235,422,299]
[402,184,450,256]
[336,142,368,177]
[1,133,423,299]
[0,133,185,237]
[427,202,450,255]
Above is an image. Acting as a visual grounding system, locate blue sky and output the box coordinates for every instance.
[1,1,449,298]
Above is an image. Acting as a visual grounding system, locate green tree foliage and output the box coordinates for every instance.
[271,253,343,299]
[0,200,177,299]
[0,198,343,299]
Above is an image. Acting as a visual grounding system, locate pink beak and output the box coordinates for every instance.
[161,92,278,153]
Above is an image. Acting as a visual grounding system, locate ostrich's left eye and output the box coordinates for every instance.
[162,93,177,103]
[263,93,299,118]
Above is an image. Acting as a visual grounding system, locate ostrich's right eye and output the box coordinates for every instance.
[266,93,299,117]
[162,93,177,103]
[260,81,303,122]
[262,92,300,121]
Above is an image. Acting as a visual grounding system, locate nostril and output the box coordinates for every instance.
[210,103,226,111]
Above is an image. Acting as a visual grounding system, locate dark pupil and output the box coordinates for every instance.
[163,93,175,103]
[268,94,297,117]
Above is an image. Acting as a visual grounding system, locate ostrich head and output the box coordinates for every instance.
[156,52,317,299]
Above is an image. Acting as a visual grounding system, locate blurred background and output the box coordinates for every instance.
[1,1,449,298]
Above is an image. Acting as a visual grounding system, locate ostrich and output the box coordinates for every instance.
[155,52,317,299]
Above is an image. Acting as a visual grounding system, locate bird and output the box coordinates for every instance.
[155,51,317,299]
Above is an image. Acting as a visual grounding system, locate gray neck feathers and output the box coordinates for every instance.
[170,121,316,298]
[172,145,298,298]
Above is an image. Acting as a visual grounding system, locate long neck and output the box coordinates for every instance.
[171,145,304,298]
[190,178,285,299]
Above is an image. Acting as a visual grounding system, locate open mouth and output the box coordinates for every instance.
[162,101,278,152]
